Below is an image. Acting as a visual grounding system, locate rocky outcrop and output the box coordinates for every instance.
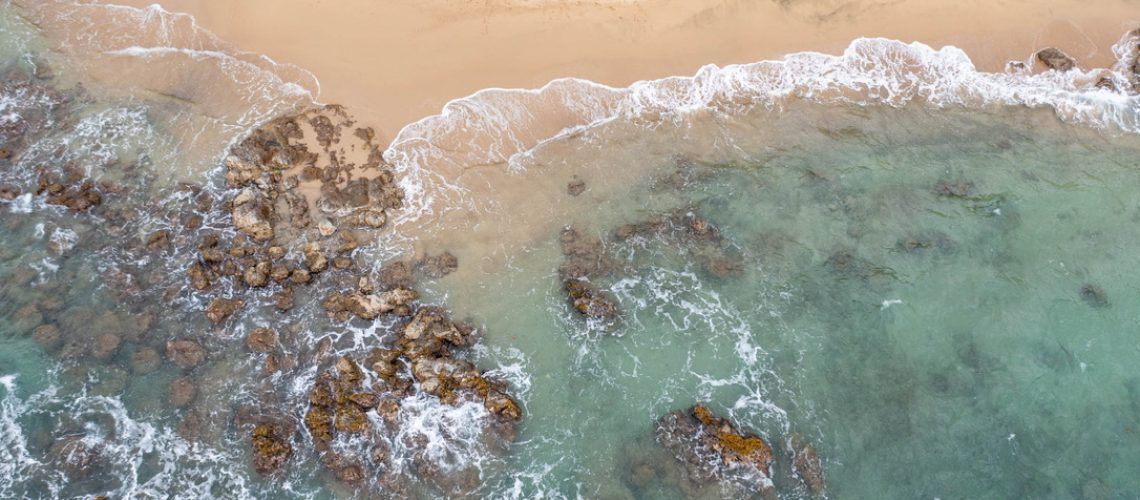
[614,208,744,280]
[251,421,294,474]
[558,227,620,321]
[302,304,521,487]
[655,405,775,493]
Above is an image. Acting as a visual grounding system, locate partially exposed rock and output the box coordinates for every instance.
[247,327,278,353]
[655,405,775,492]
[231,189,274,241]
[1037,47,1076,71]
[564,279,619,320]
[251,421,294,474]
[789,433,825,497]
[205,297,243,324]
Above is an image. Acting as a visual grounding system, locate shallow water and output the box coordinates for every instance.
[3,2,1140,499]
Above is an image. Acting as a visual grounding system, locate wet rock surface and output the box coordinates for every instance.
[655,405,776,493]
[1037,47,1077,72]
[558,226,621,321]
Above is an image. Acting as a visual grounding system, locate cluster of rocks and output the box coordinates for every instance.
[1034,31,1140,94]
[187,105,403,323]
[288,306,521,489]
[614,207,745,279]
[654,405,824,497]
[558,227,620,321]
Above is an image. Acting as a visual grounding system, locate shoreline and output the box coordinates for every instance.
[105,0,1140,144]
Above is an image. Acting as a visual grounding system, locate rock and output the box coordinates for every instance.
[1080,283,1109,308]
[169,376,197,407]
[166,339,206,369]
[129,347,161,374]
[231,189,274,241]
[934,179,975,198]
[267,246,286,259]
[205,297,243,324]
[564,278,619,320]
[1037,47,1076,71]
[790,434,825,497]
[251,422,293,474]
[378,261,414,289]
[273,288,295,311]
[187,263,210,291]
[655,404,775,489]
[417,252,459,278]
[32,324,62,352]
[303,243,328,273]
[92,333,121,361]
[146,229,171,251]
[484,390,522,421]
[290,268,311,284]
[243,263,270,288]
[338,464,365,483]
[567,178,586,196]
[246,327,278,352]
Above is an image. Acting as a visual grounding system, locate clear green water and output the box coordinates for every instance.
[3,3,1140,499]
[429,104,1140,498]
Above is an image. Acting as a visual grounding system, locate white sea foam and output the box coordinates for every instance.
[388,36,1140,223]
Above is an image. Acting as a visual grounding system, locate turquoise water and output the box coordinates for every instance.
[3,2,1140,499]
[429,104,1140,498]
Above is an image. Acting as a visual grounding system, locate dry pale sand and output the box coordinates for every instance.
[108,0,1140,143]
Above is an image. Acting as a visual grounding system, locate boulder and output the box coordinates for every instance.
[205,297,244,324]
[1036,47,1076,71]
[251,422,293,474]
[231,189,274,241]
[246,327,278,353]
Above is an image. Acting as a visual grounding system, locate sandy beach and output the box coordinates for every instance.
[107,0,1140,143]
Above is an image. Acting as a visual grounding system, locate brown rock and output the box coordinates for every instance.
[1037,47,1076,71]
[567,178,586,196]
[251,422,293,474]
[205,297,243,324]
[130,347,161,374]
[92,333,121,361]
[166,339,206,369]
[790,433,825,497]
[32,324,62,352]
[187,263,210,291]
[246,327,278,353]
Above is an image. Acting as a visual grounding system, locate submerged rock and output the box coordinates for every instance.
[1080,283,1110,308]
[166,339,206,369]
[789,433,825,497]
[934,178,975,198]
[417,251,459,278]
[169,376,197,407]
[567,178,586,196]
[32,324,62,352]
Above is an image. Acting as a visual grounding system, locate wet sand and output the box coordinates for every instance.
[108,0,1140,143]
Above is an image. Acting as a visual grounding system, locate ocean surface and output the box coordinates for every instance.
[2,2,1140,499]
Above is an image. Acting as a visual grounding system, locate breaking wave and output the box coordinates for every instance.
[389,34,1140,222]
